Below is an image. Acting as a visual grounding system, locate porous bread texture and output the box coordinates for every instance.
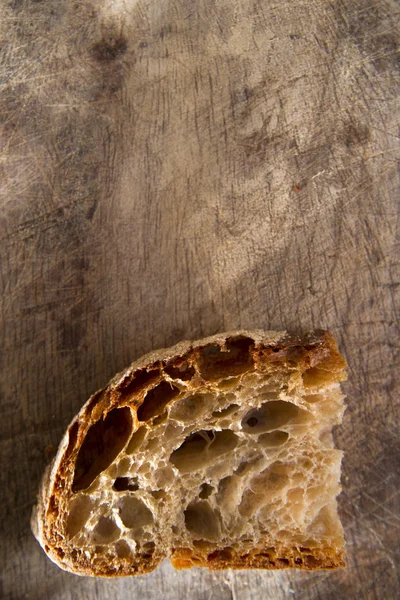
[31,329,347,577]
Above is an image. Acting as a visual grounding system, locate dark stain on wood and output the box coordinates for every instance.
[343,121,371,148]
[91,36,128,62]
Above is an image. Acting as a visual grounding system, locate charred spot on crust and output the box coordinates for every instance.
[72,407,132,492]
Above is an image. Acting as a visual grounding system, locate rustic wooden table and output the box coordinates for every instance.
[1,1,399,599]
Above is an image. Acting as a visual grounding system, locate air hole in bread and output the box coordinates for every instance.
[218,418,236,429]
[85,390,106,416]
[241,401,304,434]
[119,369,160,399]
[302,367,336,388]
[307,484,326,501]
[287,487,304,503]
[303,393,324,403]
[184,501,221,540]
[152,412,168,426]
[258,386,281,401]
[118,496,154,530]
[143,541,156,554]
[153,465,175,488]
[138,381,180,422]
[212,404,239,418]
[199,483,214,499]
[304,554,322,568]
[237,490,257,517]
[168,393,211,423]
[92,517,120,544]
[66,495,93,538]
[151,490,166,499]
[115,539,131,559]
[113,456,132,477]
[146,437,161,452]
[169,430,239,473]
[253,463,290,492]
[197,337,254,380]
[207,547,234,562]
[235,456,264,476]
[126,426,147,454]
[72,407,133,492]
[239,463,290,516]
[300,457,313,470]
[113,477,139,492]
[216,475,242,513]
[164,361,195,381]
[258,430,289,448]
[138,462,150,475]
[193,539,216,551]
[217,377,241,390]
[163,423,182,442]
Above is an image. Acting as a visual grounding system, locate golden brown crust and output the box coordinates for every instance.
[170,544,345,571]
[31,329,347,577]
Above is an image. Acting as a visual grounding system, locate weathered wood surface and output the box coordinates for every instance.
[0,0,399,598]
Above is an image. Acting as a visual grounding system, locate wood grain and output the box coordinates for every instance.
[0,0,399,598]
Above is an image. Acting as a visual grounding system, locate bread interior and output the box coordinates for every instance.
[56,336,345,574]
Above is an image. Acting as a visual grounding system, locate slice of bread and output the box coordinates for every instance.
[31,329,347,577]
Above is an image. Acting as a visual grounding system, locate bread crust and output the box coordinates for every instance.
[31,329,346,576]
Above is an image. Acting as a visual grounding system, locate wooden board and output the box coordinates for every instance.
[0,0,399,598]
